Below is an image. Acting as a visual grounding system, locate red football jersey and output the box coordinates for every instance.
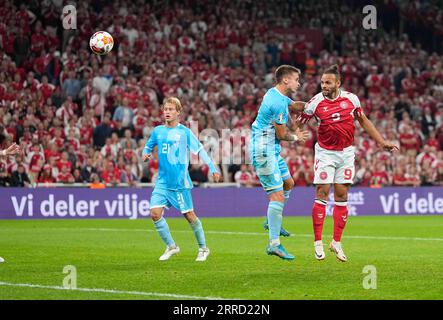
[300,90,363,151]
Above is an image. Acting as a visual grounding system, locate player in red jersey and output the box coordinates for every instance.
[297,65,398,262]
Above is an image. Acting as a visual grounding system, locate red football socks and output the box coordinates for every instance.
[312,199,327,241]
[333,202,348,242]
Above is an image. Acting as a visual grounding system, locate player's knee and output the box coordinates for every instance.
[334,185,349,201]
[283,178,294,190]
[334,193,348,202]
[150,209,163,221]
[184,210,197,223]
[316,186,329,200]
[269,191,285,203]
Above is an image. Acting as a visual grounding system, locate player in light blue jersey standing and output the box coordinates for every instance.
[143,97,221,262]
[249,65,308,260]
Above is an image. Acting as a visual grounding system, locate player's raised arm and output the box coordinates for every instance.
[356,112,399,152]
[189,130,221,182]
[142,129,157,162]
[274,122,309,142]
[273,103,309,142]
[293,95,319,129]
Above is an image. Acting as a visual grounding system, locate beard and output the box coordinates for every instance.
[322,87,338,98]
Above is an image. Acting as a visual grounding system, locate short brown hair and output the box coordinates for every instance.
[162,96,183,113]
[323,64,341,81]
[275,65,301,84]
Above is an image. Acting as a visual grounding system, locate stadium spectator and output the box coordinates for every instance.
[81,157,98,183]
[37,164,55,184]
[10,164,30,187]
[1,0,443,187]
[93,115,113,148]
[113,97,134,129]
[189,164,208,184]
[62,71,82,101]
[57,165,75,183]
[13,29,30,67]
[90,173,106,189]
[234,164,253,187]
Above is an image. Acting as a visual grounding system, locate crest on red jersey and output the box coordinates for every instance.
[340,102,348,109]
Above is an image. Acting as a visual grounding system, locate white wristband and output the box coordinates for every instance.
[291,134,299,142]
[0,150,5,156]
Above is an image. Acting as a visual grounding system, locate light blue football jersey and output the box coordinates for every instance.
[143,124,216,190]
[250,87,293,157]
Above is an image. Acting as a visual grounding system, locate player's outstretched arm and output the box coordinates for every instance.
[357,113,399,152]
[189,130,221,182]
[196,148,221,182]
[274,122,309,143]
[0,143,20,157]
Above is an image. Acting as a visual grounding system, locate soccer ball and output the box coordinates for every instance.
[89,31,114,55]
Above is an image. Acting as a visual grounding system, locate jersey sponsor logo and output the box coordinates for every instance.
[320,171,328,180]
[323,106,328,112]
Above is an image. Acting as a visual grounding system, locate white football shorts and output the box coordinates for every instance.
[313,143,355,185]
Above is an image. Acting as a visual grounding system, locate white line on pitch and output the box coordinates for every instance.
[11,227,442,242]
[90,228,443,241]
[0,281,235,300]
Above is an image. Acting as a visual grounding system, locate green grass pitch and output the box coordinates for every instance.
[0,216,442,299]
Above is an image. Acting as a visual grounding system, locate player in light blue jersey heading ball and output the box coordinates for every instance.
[142,97,221,262]
[249,65,309,260]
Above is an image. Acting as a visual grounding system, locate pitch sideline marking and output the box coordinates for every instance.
[0,281,236,300]
[8,227,442,241]
[87,228,443,241]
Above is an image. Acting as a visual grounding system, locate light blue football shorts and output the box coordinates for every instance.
[251,152,291,195]
[150,187,194,214]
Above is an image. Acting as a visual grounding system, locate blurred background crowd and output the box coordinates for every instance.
[1,0,443,187]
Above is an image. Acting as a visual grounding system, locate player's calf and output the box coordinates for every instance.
[263,219,291,237]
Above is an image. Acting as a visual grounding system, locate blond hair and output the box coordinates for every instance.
[162,97,183,113]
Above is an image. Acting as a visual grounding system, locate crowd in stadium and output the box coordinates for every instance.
[0,0,443,187]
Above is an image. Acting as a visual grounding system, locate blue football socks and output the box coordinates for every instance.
[267,201,285,244]
[154,217,175,247]
[190,218,206,249]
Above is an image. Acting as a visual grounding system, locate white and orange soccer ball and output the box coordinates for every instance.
[89,31,114,55]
